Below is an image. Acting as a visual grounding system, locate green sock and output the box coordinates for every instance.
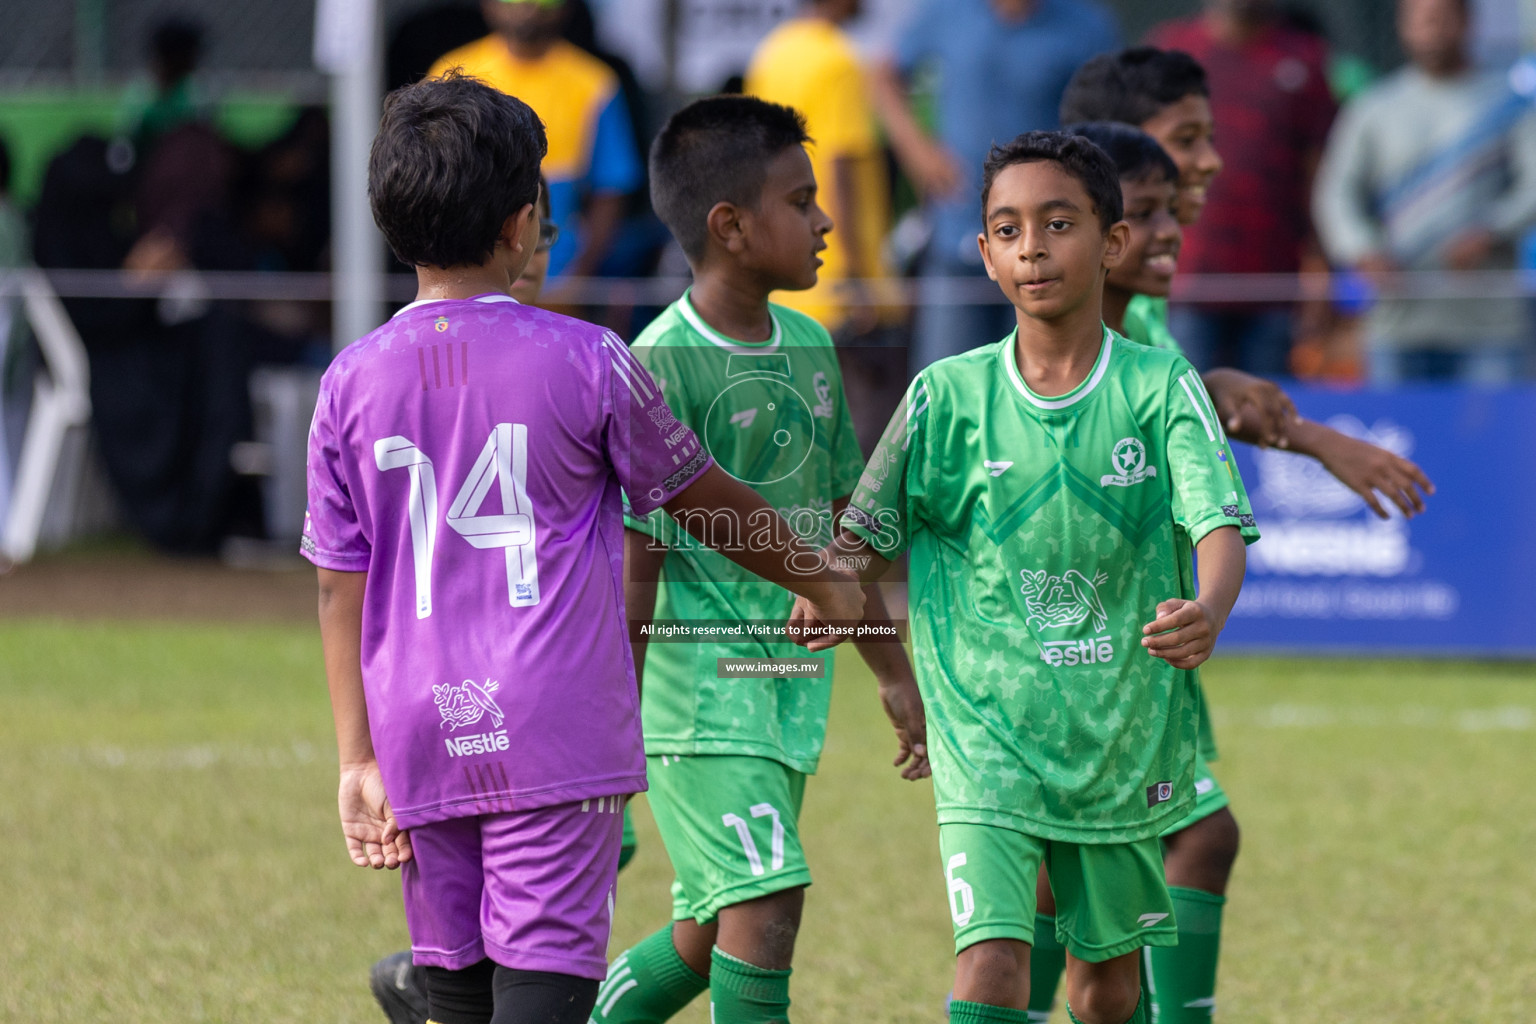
[1027,913,1067,1023]
[1147,887,1225,1023]
[589,925,708,1023]
[1066,990,1147,1024]
[949,1000,1033,1024]
[709,947,792,1024]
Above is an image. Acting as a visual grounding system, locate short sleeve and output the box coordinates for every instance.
[301,379,371,571]
[828,363,867,499]
[1165,363,1260,547]
[621,343,689,544]
[603,331,712,518]
[587,90,644,195]
[839,374,929,557]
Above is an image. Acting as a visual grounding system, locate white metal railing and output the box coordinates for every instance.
[1,270,92,564]
[9,268,1536,305]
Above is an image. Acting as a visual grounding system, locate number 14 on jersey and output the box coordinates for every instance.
[374,423,540,618]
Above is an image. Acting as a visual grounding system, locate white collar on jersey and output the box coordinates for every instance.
[677,290,783,354]
[391,293,522,319]
[1002,325,1113,411]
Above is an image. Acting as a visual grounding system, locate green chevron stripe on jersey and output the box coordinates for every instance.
[623,293,866,773]
[844,328,1258,842]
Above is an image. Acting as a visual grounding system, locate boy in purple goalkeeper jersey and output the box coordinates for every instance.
[302,72,863,1024]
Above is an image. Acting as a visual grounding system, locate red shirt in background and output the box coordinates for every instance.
[1148,17,1336,275]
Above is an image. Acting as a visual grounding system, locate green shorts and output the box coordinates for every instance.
[1160,752,1229,837]
[937,823,1178,962]
[646,754,810,924]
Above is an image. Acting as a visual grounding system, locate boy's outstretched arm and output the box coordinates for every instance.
[1200,368,1298,449]
[663,463,865,643]
[1282,417,1434,519]
[1142,525,1246,672]
[317,568,410,870]
[1199,369,1434,519]
[831,498,928,780]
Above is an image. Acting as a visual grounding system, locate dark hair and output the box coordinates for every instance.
[1059,47,1209,127]
[150,17,203,79]
[981,131,1123,230]
[650,95,810,262]
[369,72,547,268]
[1063,122,1179,186]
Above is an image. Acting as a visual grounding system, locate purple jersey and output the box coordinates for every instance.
[302,294,710,828]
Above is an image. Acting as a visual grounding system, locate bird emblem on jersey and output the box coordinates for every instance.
[1101,436,1156,488]
[1019,569,1110,633]
[434,678,505,731]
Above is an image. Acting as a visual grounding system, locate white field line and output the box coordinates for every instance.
[42,741,322,770]
[1223,704,1534,732]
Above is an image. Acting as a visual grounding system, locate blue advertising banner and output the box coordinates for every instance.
[1222,386,1536,657]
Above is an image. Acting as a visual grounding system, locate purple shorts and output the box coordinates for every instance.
[401,796,626,979]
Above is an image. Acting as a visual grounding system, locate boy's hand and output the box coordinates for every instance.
[1142,599,1224,671]
[338,760,411,870]
[1310,427,1435,520]
[1201,368,1297,449]
[787,578,866,652]
[877,674,930,780]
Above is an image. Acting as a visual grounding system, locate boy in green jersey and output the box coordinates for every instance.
[595,96,929,1024]
[1061,47,1434,520]
[816,130,1255,1024]
[1042,55,1437,1023]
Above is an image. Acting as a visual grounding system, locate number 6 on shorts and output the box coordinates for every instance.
[946,852,975,927]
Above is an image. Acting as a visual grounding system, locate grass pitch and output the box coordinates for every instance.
[3,619,1534,1022]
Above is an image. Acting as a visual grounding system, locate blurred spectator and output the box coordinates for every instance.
[1149,0,1336,376]
[871,0,1119,371]
[116,17,212,155]
[387,3,488,92]
[746,0,891,334]
[1313,0,1536,383]
[0,137,32,529]
[430,0,644,280]
[747,0,906,455]
[593,0,795,97]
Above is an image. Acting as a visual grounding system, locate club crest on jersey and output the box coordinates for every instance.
[434,678,505,731]
[1101,437,1156,488]
[812,371,834,418]
[1020,569,1115,666]
[433,316,449,333]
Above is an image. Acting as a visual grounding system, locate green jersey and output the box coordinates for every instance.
[1120,293,1225,763]
[1122,294,1180,354]
[844,328,1258,842]
[624,293,866,773]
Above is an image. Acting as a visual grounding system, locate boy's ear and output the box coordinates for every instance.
[977,232,998,282]
[1101,220,1130,272]
[500,202,537,253]
[705,201,748,254]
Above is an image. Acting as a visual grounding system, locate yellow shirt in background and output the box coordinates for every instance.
[746,18,892,331]
[429,36,617,181]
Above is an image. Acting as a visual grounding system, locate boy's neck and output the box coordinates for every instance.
[1101,284,1132,335]
[413,263,516,303]
[688,269,775,344]
[1011,293,1107,398]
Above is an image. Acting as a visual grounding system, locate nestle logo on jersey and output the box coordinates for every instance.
[1038,636,1115,666]
[445,729,510,757]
